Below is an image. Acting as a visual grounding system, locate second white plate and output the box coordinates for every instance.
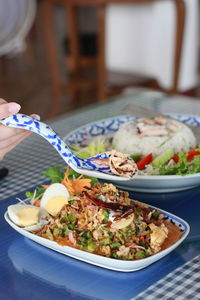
[64,114,200,193]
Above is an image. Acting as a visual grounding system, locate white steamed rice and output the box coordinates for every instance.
[112,118,197,157]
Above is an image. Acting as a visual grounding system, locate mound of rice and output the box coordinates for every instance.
[112,117,197,157]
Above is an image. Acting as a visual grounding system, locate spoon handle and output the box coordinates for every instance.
[0,114,136,181]
[0,114,81,170]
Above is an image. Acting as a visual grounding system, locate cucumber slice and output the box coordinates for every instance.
[130,154,142,162]
[74,141,106,159]
[151,149,174,168]
[77,150,91,159]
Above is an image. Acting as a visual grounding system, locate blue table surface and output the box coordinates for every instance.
[1,184,200,300]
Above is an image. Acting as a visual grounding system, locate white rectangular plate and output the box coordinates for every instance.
[5,201,190,272]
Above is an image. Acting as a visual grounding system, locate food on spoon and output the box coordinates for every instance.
[10,166,184,261]
[112,117,196,157]
[109,150,138,178]
[91,150,138,178]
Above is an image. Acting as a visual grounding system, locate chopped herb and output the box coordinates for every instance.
[151,210,160,220]
[44,166,64,183]
[53,227,62,237]
[101,237,111,245]
[102,209,110,223]
[111,253,119,259]
[135,250,146,259]
[26,186,45,200]
[110,241,121,249]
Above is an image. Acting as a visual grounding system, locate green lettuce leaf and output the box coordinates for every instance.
[72,140,106,159]
[159,152,200,175]
[43,165,65,183]
[26,186,45,200]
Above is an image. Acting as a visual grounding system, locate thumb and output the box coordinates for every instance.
[0,102,21,119]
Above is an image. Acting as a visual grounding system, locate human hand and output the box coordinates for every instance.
[0,99,40,160]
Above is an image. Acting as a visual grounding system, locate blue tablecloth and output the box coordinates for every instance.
[1,89,200,299]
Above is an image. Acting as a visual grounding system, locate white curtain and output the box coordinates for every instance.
[105,0,199,91]
[0,0,36,56]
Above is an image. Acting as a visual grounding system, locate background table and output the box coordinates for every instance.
[1,88,200,300]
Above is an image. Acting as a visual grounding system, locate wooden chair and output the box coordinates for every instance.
[41,0,186,117]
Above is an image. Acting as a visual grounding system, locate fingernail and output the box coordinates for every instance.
[8,103,21,114]
[32,114,40,120]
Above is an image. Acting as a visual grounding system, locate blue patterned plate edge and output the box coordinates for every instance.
[63,114,200,193]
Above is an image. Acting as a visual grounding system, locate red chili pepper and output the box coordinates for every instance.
[136,153,153,170]
[84,191,135,220]
[105,221,112,228]
[172,149,200,163]
[84,191,135,213]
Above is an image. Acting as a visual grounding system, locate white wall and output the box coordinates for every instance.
[105,0,199,91]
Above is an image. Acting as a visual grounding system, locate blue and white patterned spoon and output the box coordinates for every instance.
[0,114,137,181]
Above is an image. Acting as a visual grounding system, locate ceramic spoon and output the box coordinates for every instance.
[0,114,137,181]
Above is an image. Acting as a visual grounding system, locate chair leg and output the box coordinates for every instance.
[0,57,7,76]
[171,0,186,94]
[97,4,107,102]
[40,0,62,118]
[64,4,80,106]
[65,4,80,75]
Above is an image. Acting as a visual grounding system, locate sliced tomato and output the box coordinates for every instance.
[172,149,200,163]
[172,154,179,163]
[187,150,200,161]
[136,153,153,170]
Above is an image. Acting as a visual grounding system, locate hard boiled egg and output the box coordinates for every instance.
[40,183,70,216]
[8,204,40,227]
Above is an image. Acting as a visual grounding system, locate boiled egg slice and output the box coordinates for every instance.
[8,204,40,227]
[40,183,69,216]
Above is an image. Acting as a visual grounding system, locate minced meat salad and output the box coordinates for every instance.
[31,171,182,260]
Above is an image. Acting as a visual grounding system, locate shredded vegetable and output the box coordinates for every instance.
[70,139,200,176]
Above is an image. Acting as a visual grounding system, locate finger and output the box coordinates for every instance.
[0,113,40,139]
[0,113,40,160]
[30,114,40,120]
[0,124,30,140]
[0,131,31,148]
[0,132,31,160]
[0,98,6,105]
[0,102,21,119]
[4,132,31,152]
[0,99,40,120]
